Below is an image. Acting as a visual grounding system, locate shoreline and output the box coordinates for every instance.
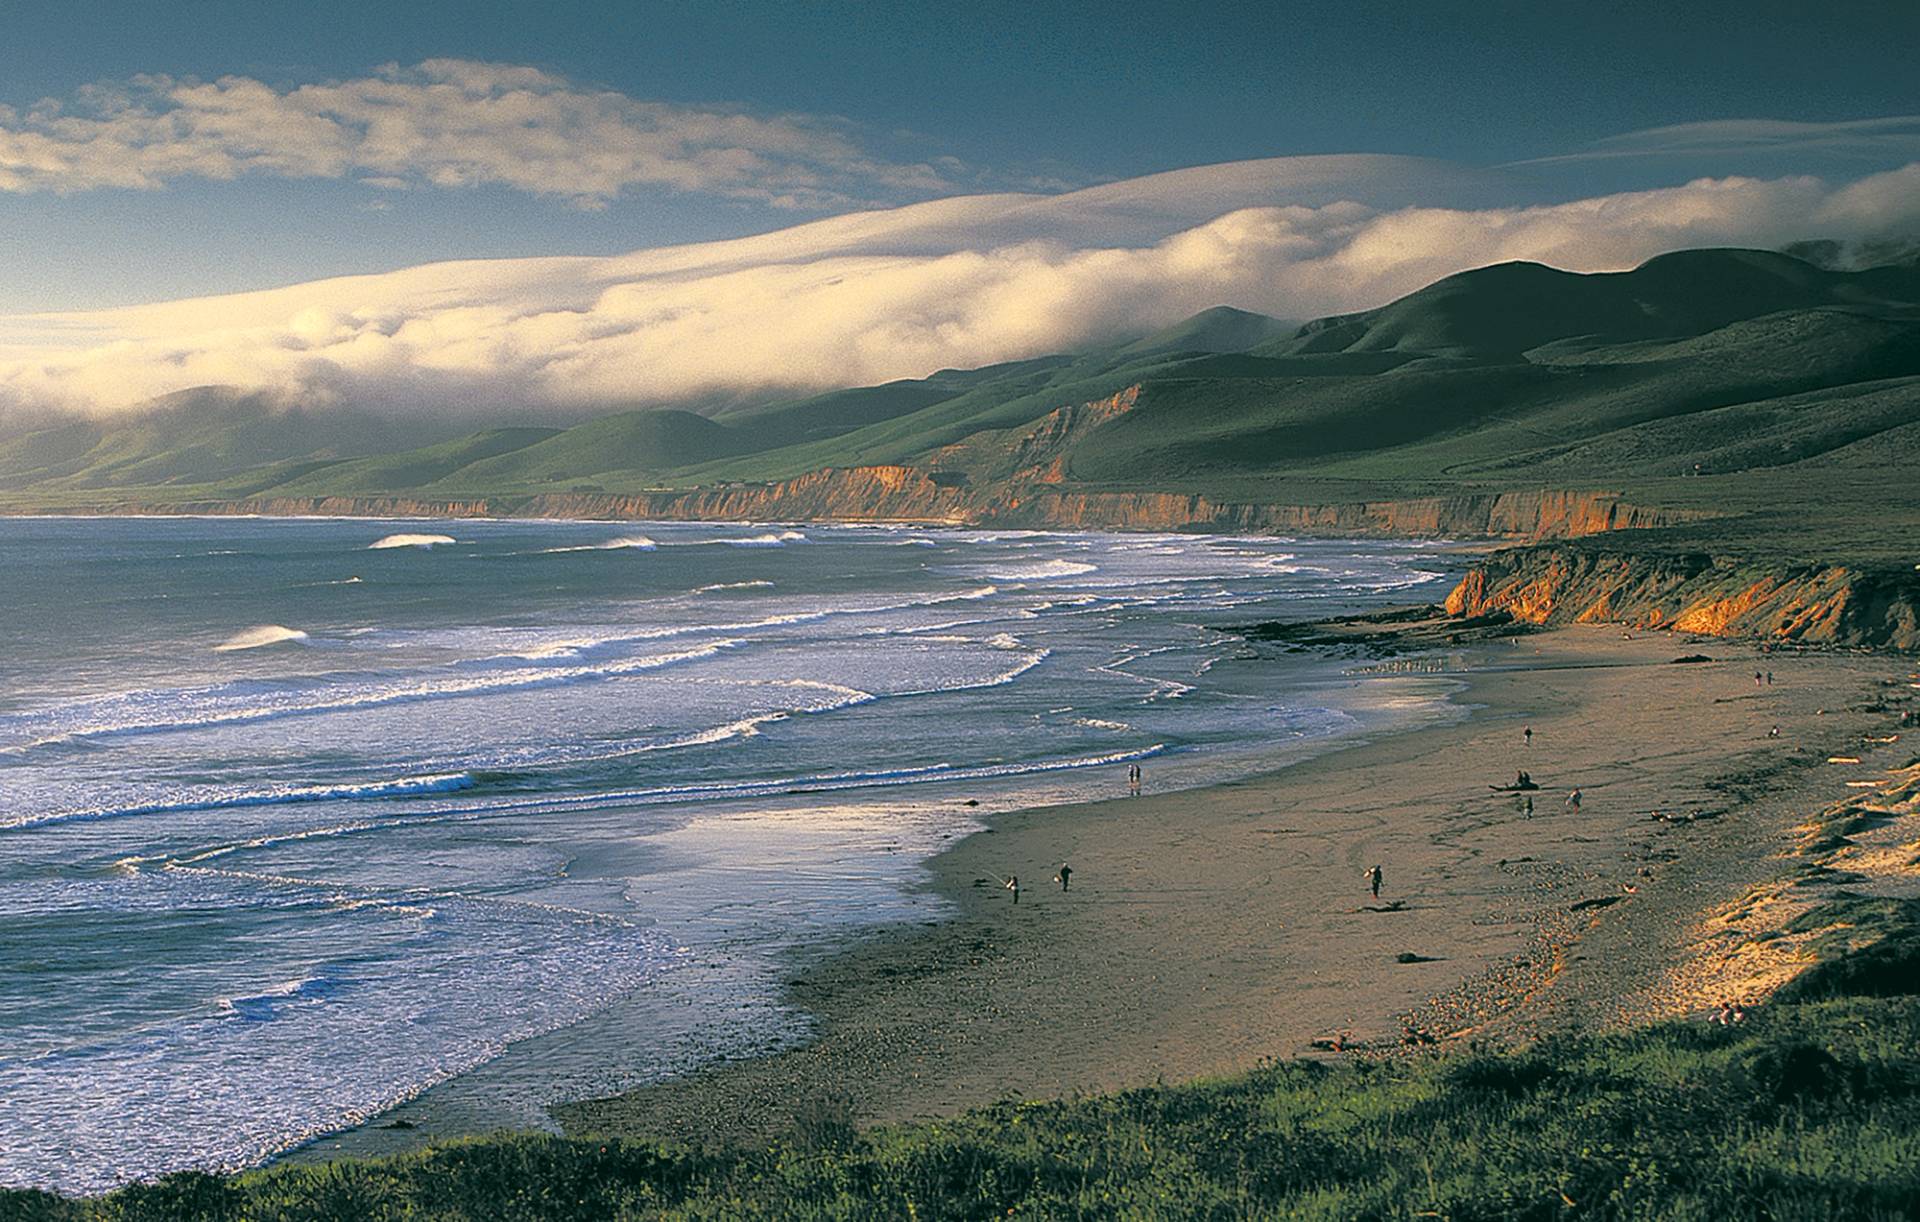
[553,621,1907,1146]
[294,622,1474,1167]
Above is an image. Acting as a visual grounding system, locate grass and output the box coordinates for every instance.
[10,908,1920,1220]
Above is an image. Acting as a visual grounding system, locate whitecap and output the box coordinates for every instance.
[215,626,310,653]
[368,533,455,550]
[694,580,775,593]
[536,536,656,554]
[974,559,1098,581]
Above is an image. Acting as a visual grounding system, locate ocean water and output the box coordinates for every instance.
[0,516,1454,1193]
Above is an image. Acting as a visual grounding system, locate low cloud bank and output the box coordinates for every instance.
[2,159,1917,420]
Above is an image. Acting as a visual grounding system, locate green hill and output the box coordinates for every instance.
[434,410,755,491]
[3,249,1917,560]
[0,389,452,492]
[1117,305,1299,356]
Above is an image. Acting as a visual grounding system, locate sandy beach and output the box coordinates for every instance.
[557,621,1912,1145]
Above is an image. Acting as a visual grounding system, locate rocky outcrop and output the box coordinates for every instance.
[1446,547,1920,650]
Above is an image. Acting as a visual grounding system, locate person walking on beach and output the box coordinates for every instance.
[1566,787,1582,811]
[1127,763,1142,795]
[1755,671,1764,688]
[1523,795,1534,818]
[1364,864,1383,900]
[1004,875,1020,905]
[1523,725,1533,747]
[1055,864,1072,892]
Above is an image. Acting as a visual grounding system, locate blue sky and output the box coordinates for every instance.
[1,1,1917,419]
[3,0,1917,312]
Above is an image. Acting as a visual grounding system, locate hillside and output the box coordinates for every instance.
[2,251,1917,566]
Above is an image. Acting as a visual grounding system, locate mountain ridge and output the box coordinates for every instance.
[3,247,1917,573]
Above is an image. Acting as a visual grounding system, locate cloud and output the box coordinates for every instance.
[1518,116,1920,165]
[2,158,1917,420]
[0,59,955,208]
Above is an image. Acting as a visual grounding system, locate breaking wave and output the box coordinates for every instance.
[537,536,657,554]
[695,580,775,593]
[368,533,455,550]
[1,773,477,832]
[215,626,310,653]
[973,559,1098,581]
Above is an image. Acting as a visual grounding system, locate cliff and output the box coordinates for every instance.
[54,478,1705,540]
[15,380,1718,542]
[1446,547,1920,651]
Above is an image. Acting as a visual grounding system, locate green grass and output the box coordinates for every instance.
[14,906,1920,1220]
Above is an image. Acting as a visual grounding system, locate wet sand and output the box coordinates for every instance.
[557,626,1911,1144]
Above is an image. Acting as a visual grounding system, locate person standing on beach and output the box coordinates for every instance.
[1004,875,1020,905]
[1523,795,1534,818]
[1055,864,1072,892]
[1567,788,1582,811]
[1523,725,1533,747]
[1364,864,1383,899]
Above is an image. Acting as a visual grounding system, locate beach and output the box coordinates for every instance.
[557,621,1909,1145]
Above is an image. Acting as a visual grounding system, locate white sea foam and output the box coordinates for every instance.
[215,625,310,652]
[1,773,477,831]
[973,558,1098,581]
[0,872,679,1196]
[3,639,740,752]
[537,536,657,554]
[368,533,456,549]
[722,530,806,547]
[694,580,775,593]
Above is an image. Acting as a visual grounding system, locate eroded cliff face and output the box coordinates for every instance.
[1446,548,1920,651]
[20,383,1707,540]
[41,477,1706,539]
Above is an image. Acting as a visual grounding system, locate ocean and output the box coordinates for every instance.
[0,516,1455,1193]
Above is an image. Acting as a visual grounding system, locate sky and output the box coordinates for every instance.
[1,0,1917,417]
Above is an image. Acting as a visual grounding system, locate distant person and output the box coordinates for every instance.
[1364,864,1383,900]
[1523,795,1534,818]
[1755,671,1764,687]
[1769,725,1781,739]
[1004,875,1020,905]
[1766,671,1774,686]
[1566,788,1582,811]
[1126,763,1141,795]
[1523,725,1533,747]
[1055,864,1072,892]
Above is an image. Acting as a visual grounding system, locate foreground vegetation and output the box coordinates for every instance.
[9,903,1919,1220]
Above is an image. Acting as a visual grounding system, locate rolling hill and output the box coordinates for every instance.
[2,250,1916,563]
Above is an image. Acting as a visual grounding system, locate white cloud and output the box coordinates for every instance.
[1518,116,1920,165]
[1,158,1917,420]
[0,59,954,208]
